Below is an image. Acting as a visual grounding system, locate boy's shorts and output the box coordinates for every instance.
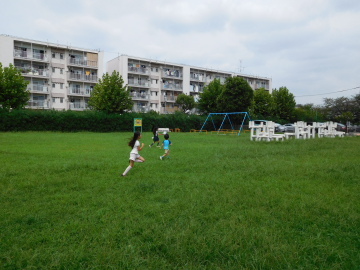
[164,149,170,154]
[129,153,140,161]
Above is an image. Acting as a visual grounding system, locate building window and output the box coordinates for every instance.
[52,67,55,73]
[60,98,63,103]
[52,83,55,88]
[60,83,63,89]
[60,69,63,74]
[60,53,64,59]
[52,53,56,58]
[52,98,55,103]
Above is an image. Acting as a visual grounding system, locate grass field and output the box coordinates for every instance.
[0,132,359,269]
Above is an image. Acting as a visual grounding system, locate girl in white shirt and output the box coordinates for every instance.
[122,132,145,176]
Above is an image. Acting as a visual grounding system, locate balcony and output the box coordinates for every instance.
[160,106,179,114]
[162,69,182,79]
[68,58,98,68]
[130,92,149,100]
[132,104,150,113]
[161,82,182,91]
[190,74,205,82]
[14,49,48,62]
[16,66,49,77]
[28,84,49,93]
[190,84,204,93]
[69,102,88,110]
[68,88,91,97]
[68,73,98,82]
[128,66,149,75]
[161,95,176,102]
[128,80,150,88]
[27,100,49,109]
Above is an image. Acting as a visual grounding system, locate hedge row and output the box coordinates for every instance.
[0,110,208,132]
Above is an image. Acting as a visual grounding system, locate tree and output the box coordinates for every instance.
[272,86,296,121]
[88,71,133,114]
[0,63,29,111]
[197,79,224,114]
[217,77,254,113]
[253,88,274,119]
[351,93,360,124]
[323,96,355,123]
[175,94,195,113]
[294,103,326,122]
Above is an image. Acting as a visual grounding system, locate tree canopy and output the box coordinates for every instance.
[217,77,254,113]
[175,93,195,113]
[0,63,29,111]
[88,71,133,114]
[197,79,224,114]
[252,88,274,119]
[272,86,296,121]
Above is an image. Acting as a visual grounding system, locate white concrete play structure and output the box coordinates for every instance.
[249,120,345,141]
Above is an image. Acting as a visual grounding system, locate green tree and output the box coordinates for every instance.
[323,96,355,123]
[253,88,274,119]
[272,86,296,121]
[294,103,326,122]
[217,77,254,113]
[176,93,195,113]
[88,71,133,114]
[197,79,224,114]
[351,93,360,124]
[0,63,29,111]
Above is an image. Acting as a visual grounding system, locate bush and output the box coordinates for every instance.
[0,110,207,132]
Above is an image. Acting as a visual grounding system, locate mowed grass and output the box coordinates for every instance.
[0,132,359,269]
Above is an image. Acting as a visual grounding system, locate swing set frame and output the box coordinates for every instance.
[199,112,251,136]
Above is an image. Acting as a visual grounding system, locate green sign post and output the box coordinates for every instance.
[133,118,142,133]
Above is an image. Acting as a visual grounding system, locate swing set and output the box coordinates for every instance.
[199,112,251,136]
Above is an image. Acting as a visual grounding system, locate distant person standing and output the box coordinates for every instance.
[149,126,160,148]
[160,133,172,160]
[122,132,145,176]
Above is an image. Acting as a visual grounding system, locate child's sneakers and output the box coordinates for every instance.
[160,156,163,160]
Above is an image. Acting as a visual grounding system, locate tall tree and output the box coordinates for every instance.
[197,79,224,114]
[217,77,253,113]
[253,88,274,119]
[88,71,133,114]
[0,63,29,111]
[176,93,195,113]
[272,86,296,121]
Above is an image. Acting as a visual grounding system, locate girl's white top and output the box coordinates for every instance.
[130,140,140,154]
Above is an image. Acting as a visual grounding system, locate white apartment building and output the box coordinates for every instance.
[107,55,272,114]
[0,34,104,110]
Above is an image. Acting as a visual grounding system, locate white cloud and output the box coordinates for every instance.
[1,0,360,105]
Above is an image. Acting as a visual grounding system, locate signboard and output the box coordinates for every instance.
[133,118,142,132]
[134,118,142,127]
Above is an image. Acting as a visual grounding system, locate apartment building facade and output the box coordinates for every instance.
[107,55,272,114]
[0,34,104,110]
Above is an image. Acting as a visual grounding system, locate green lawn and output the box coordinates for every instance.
[0,132,359,269]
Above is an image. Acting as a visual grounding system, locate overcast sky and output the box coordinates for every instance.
[1,0,359,105]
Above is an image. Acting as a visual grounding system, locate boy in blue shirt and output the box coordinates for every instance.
[160,133,172,160]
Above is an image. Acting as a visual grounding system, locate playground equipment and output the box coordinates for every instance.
[249,120,285,141]
[250,120,346,141]
[324,121,345,137]
[199,112,251,136]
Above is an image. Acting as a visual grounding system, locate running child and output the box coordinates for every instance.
[160,133,172,160]
[149,126,160,148]
[122,132,145,176]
